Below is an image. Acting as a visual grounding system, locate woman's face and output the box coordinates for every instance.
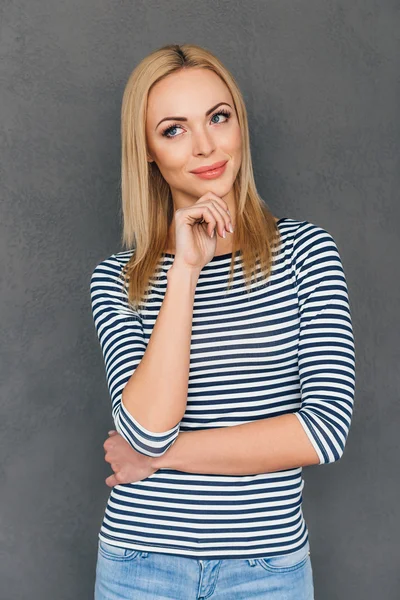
[145,68,242,206]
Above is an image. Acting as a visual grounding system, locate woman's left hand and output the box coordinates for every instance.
[103,431,158,487]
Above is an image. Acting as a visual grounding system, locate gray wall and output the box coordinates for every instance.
[1,1,398,598]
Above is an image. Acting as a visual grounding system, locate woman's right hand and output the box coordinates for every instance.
[170,192,234,272]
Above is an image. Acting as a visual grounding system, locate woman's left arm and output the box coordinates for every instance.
[151,414,320,474]
[105,413,319,484]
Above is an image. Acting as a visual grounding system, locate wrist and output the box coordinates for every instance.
[167,264,201,285]
[150,454,168,471]
[150,431,186,471]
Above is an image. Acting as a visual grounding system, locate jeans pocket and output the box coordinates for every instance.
[98,539,141,562]
[257,541,311,573]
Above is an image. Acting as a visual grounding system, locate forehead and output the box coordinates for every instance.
[146,68,232,120]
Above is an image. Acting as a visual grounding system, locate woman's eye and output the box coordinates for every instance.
[211,110,230,124]
[161,124,183,138]
[161,110,231,139]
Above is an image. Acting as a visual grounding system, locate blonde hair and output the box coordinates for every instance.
[119,43,281,311]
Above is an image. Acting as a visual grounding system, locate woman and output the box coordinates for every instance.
[90,43,355,599]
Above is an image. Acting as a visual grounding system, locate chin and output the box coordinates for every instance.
[196,178,235,197]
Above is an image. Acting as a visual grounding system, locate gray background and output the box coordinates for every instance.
[1,1,398,598]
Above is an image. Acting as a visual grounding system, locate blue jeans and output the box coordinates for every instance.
[94,538,315,599]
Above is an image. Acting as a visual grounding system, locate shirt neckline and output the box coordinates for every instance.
[161,218,287,262]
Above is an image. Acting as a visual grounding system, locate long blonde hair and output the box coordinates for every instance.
[119,43,281,311]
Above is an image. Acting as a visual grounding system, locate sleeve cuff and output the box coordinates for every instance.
[294,411,326,465]
[115,398,181,457]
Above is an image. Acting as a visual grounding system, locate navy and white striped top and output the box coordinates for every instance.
[90,217,356,560]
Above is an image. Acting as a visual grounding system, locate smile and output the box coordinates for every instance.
[190,161,228,180]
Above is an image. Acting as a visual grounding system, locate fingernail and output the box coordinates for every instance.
[108,430,115,435]
[222,229,226,238]
[228,223,234,233]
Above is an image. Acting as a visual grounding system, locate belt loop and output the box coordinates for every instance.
[247,558,257,566]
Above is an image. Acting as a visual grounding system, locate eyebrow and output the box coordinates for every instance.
[155,102,233,130]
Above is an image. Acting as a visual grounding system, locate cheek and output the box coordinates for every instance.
[231,126,242,153]
[154,143,188,170]
[151,145,189,184]
[220,124,242,156]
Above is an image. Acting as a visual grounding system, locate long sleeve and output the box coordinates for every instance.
[89,254,180,456]
[291,222,356,464]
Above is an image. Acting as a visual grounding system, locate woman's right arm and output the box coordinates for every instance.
[90,257,200,459]
[91,193,232,458]
[120,263,200,441]
[114,192,232,456]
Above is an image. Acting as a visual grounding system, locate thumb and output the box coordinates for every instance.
[105,474,119,487]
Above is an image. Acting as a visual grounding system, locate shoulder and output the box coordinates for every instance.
[89,250,136,306]
[278,217,340,253]
[277,218,344,280]
[90,249,135,281]
[278,217,334,239]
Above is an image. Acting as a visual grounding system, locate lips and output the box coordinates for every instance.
[190,160,228,174]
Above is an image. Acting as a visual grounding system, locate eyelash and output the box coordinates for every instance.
[161,109,231,139]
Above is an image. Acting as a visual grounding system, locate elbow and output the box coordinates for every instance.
[322,443,346,465]
[114,399,181,457]
[294,408,351,465]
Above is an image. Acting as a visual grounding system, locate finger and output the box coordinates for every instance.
[176,204,216,238]
[198,192,230,216]
[202,203,232,238]
[104,453,111,463]
[103,440,112,452]
[205,201,233,237]
[200,206,220,238]
[105,474,119,487]
[108,430,117,436]
[197,194,233,236]
[188,203,226,239]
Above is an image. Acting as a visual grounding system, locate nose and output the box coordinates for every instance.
[192,125,215,156]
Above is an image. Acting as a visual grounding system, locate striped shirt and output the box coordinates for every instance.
[89,217,356,560]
